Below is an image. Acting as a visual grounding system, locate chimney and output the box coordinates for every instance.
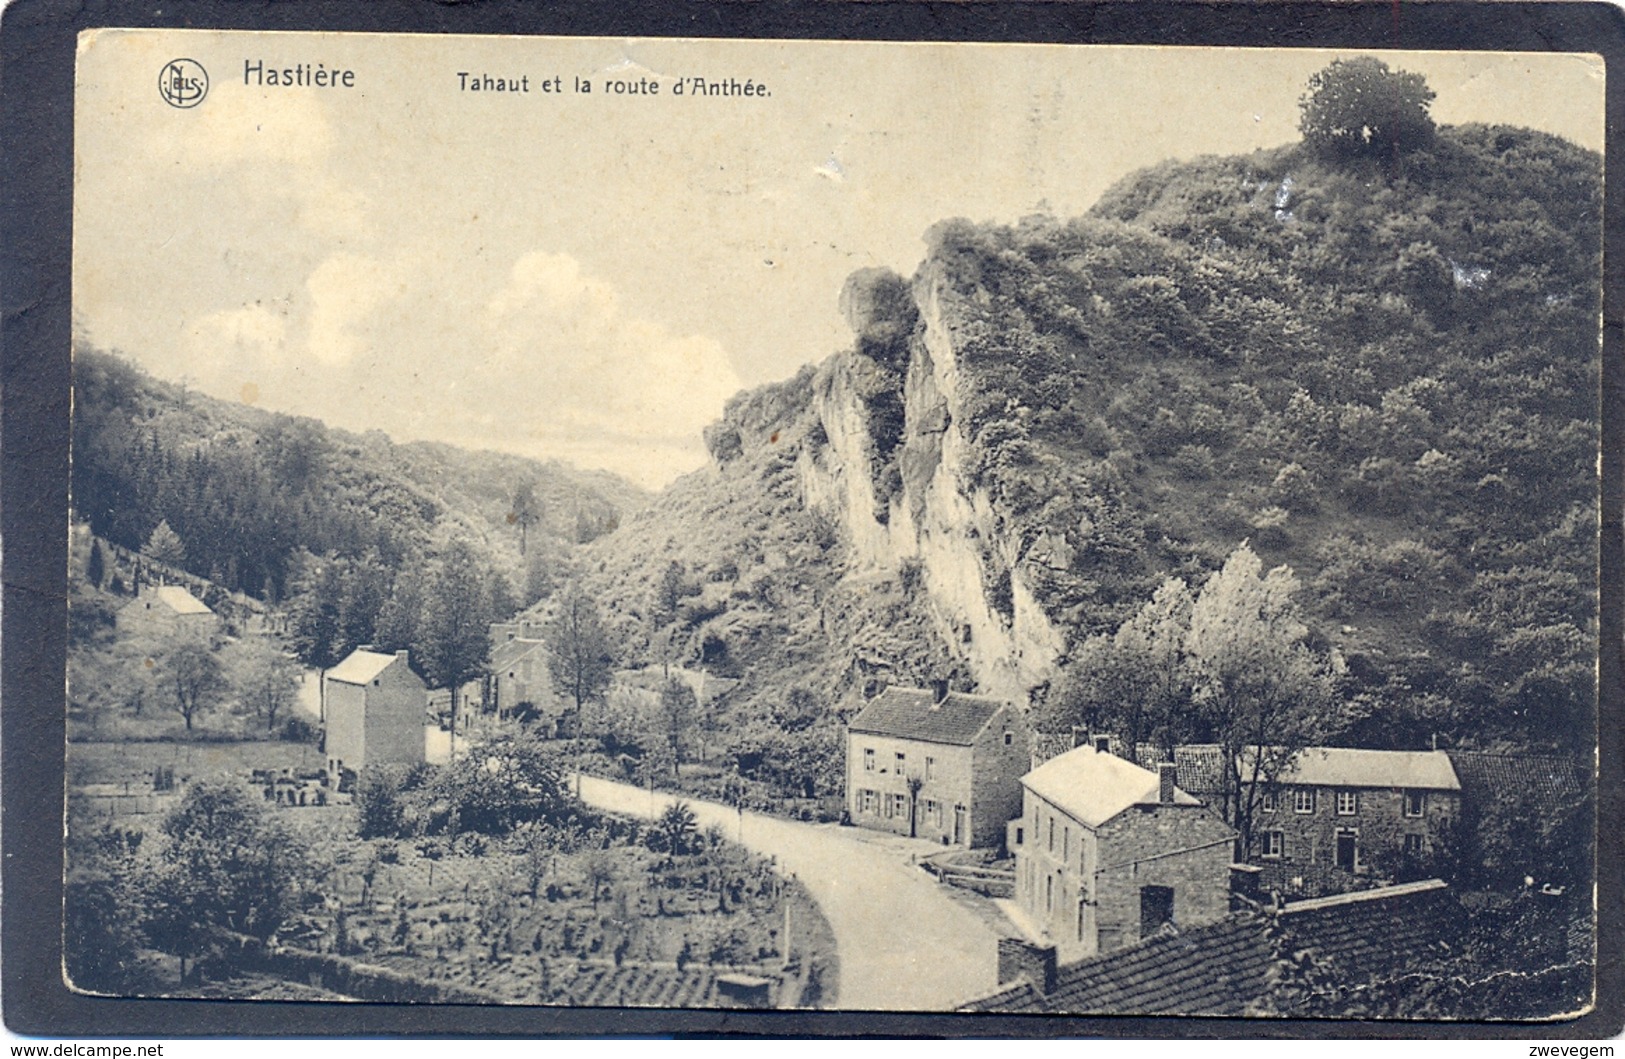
[931,678,949,704]
[997,937,1058,996]
[1071,725,1089,749]
[1229,862,1264,911]
[396,650,410,664]
[1093,735,1111,755]
[1159,763,1178,804]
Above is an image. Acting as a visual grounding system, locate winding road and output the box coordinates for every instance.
[575,774,1004,1011]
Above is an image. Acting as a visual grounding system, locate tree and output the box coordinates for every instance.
[1045,578,1195,759]
[429,728,573,835]
[232,640,301,732]
[649,802,699,860]
[142,519,186,567]
[417,539,495,760]
[511,481,542,558]
[904,773,924,838]
[158,640,227,731]
[285,550,344,681]
[1185,545,1340,858]
[372,570,423,654]
[583,852,615,914]
[145,781,309,979]
[64,825,147,992]
[658,678,696,777]
[545,587,615,737]
[1299,57,1436,160]
[86,540,106,591]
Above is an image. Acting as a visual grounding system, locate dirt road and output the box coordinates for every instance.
[575,774,1002,1011]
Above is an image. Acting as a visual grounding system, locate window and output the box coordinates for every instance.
[889,793,908,818]
[1045,873,1054,914]
[1063,825,1070,862]
[1336,790,1359,816]
[1294,788,1316,814]
[925,756,935,779]
[1261,788,1279,813]
[924,798,940,828]
[895,752,906,774]
[1048,817,1055,853]
[1262,831,1285,859]
[1404,790,1426,817]
[1004,732,1015,746]
[860,789,877,813]
[863,748,875,772]
[1404,834,1423,856]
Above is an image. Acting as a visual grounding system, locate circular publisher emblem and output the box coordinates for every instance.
[158,59,208,108]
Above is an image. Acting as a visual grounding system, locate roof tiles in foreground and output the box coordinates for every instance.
[962,880,1463,1016]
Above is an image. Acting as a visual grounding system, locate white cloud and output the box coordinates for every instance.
[481,251,741,482]
[305,253,404,366]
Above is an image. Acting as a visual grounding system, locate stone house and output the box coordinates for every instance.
[324,648,427,787]
[1007,742,1235,962]
[1247,747,1461,874]
[845,683,1030,848]
[119,584,218,641]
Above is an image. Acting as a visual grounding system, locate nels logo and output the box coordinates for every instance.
[159,59,208,108]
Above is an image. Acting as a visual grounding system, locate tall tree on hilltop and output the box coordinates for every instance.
[417,538,495,761]
[511,481,542,558]
[1186,544,1341,858]
[1299,57,1436,161]
[545,586,615,740]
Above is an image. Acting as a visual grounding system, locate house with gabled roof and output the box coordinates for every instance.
[1236,747,1461,878]
[845,682,1030,848]
[324,648,427,787]
[120,583,218,641]
[1007,742,1236,962]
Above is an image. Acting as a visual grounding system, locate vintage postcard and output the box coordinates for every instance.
[62,28,1604,1024]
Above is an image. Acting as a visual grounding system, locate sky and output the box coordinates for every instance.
[73,33,1605,489]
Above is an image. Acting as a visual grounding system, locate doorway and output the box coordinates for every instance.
[1335,828,1358,871]
[1139,885,1174,939]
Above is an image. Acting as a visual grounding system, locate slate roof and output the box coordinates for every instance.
[153,584,213,616]
[1446,751,1590,817]
[847,687,1007,746]
[1272,747,1460,791]
[328,649,407,686]
[1023,745,1204,828]
[961,879,1464,1016]
[1136,743,1227,797]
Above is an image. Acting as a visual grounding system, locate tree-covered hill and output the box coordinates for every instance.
[915,119,1599,750]
[571,103,1599,759]
[70,346,649,605]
